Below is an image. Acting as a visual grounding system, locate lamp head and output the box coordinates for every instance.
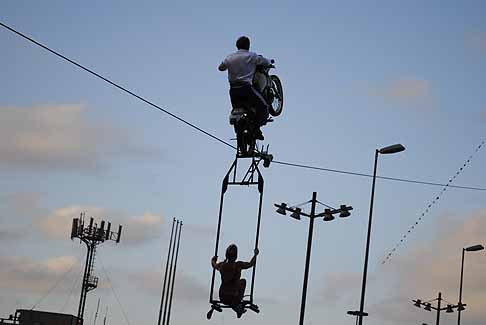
[275,203,287,215]
[424,303,432,311]
[323,208,335,222]
[465,244,484,252]
[290,208,302,220]
[457,303,466,311]
[413,299,422,307]
[379,144,405,154]
[339,205,351,218]
[445,305,454,313]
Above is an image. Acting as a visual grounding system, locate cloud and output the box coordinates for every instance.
[121,211,165,244]
[370,78,437,110]
[38,205,164,245]
[481,109,486,121]
[131,269,207,302]
[466,32,486,53]
[372,210,486,325]
[319,272,363,305]
[0,104,157,171]
[0,255,79,294]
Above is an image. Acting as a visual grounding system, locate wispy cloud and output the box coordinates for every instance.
[481,109,486,121]
[0,104,159,171]
[369,78,437,111]
[132,269,207,302]
[0,255,79,294]
[466,32,486,53]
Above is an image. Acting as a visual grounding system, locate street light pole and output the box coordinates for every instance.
[358,149,378,325]
[357,144,405,325]
[457,244,484,325]
[457,248,465,325]
[299,192,317,325]
[436,292,442,325]
[413,292,461,325]
[275,193,352,325]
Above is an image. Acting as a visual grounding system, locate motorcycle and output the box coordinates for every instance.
[229,60,283,157]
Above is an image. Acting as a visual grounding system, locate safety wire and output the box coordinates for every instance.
[381,140,485,265]
[61,266,83,313]
[99,258,131,325]
[30,257,78,310]
[0,21,484,192]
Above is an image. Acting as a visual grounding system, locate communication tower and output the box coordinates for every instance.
[70,213,122,325]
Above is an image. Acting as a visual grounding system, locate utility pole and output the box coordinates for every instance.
[71,213,122,325]
[275,192,353,325]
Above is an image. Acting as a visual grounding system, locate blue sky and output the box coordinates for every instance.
[1,1,486,325]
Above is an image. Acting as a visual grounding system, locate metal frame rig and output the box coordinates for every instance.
[207,147,272,320]
[71,214,122,325]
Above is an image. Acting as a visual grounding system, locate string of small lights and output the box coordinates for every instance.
[381,140,484,265]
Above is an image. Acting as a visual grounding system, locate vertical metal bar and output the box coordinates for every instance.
[457,249,465,325]
[158,218,176,325]
[358,150,379,325]
[210,173,229,303]
[249,172,264,303]
[163,221,179,325]
[436,292,442,325]
[166,222,183,325]
[299,192,317,325]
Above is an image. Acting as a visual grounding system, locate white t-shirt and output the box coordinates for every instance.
[219,49,271,87]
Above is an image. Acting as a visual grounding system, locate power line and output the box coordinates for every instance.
[381,140,485,265]
[1,21,484,192]
[273,160,486,191]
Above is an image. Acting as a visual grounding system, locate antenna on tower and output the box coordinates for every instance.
[71,214,122,325]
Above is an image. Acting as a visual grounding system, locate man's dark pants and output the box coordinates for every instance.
[229,85,269,127]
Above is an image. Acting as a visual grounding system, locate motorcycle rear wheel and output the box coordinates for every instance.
[268,75,283,117]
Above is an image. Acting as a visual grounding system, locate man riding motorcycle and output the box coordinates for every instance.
[218,36,271,140]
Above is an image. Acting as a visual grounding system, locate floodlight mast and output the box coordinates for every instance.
[71,214,122,325]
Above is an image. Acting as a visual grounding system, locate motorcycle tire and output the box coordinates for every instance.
[268,75,283,117]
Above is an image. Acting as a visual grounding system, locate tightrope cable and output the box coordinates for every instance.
[1,21,485,192]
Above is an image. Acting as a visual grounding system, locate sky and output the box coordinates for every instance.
[1,1,486,324]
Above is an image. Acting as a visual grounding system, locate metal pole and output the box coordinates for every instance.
[358,149,379,325]
[436,292,442,325]
[166,222,182,325]
[299,192,317,325]
[250,173,264,303]
[163,221,179,325]
[457,249,465,325]
[158,218,176,325]
[78,242,91,323]
[210,174,229,302]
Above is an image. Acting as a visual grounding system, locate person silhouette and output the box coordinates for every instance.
[218,36,271,140]
[211,244,259,317]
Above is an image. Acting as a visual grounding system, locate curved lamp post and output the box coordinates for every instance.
[457,244,484,325]
[357,144,405,325]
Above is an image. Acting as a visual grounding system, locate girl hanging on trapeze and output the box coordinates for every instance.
[211,244,259,318]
